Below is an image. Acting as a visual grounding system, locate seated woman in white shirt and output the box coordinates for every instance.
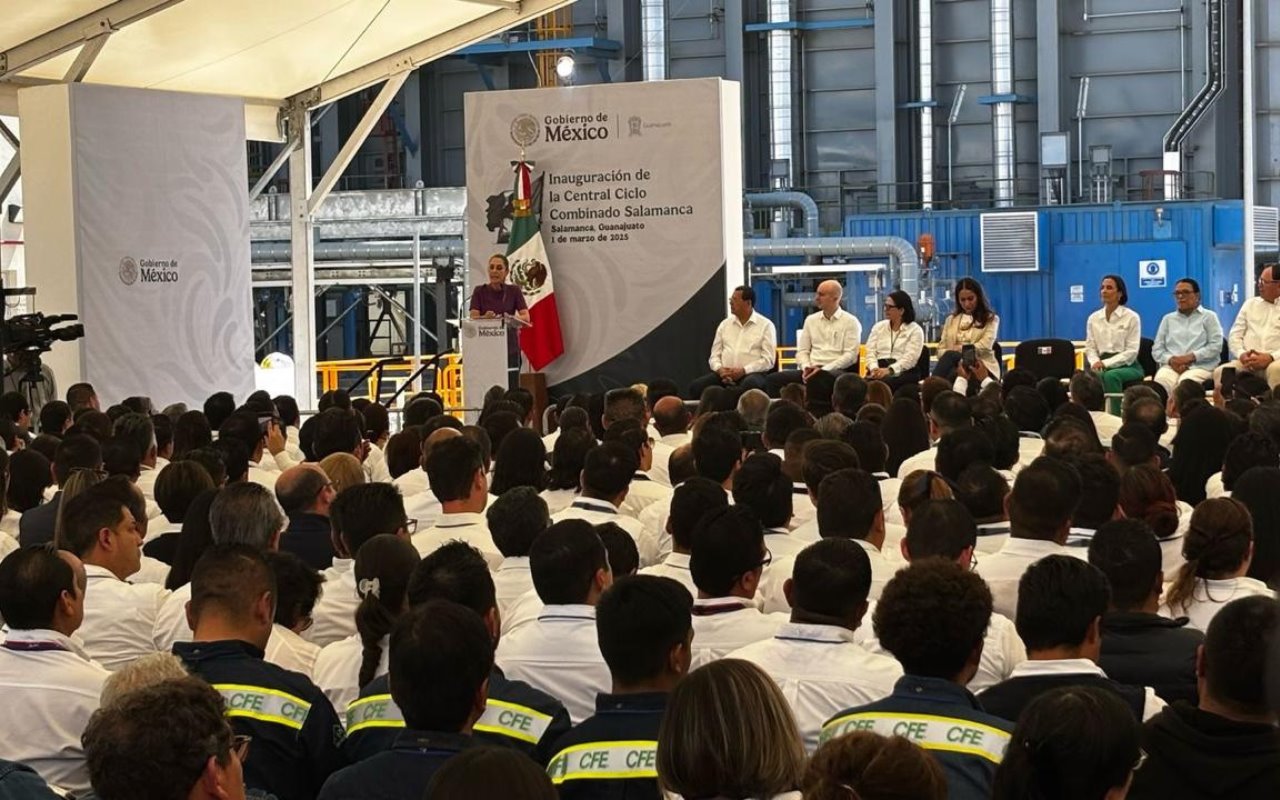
[933,277,1001,381]
[1160,497,1273,631]
[865,291,927,392]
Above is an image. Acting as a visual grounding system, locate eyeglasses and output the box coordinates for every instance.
[758,547,774,570]
[231,734,252,764]
[883,303,899,310]
[403,518,419,535]
[1172,290,1195,297]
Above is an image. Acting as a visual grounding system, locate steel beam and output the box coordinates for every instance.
[0,120,18,150]
[0,0,187,79]
[307,71,410,215]
[249,140,296,203]
[457,0,522,9]
[292,0,574,108]
[0,154,19,207]
[63,33,111,82]
[288,105,318,409]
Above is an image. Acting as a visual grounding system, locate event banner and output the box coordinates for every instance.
[464,78,743,395]
[19,83,255,405]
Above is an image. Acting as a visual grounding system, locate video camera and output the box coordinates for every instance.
[1,312,85,356]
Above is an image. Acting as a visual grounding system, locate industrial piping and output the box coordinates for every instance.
[1161,0,1224,199]
[743,236,921,296]
[990,0,1016,208]
[745,191,821,238]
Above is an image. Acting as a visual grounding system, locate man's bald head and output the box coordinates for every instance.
[421,427,463,469]
[275,464,332,516]
[815,280,843,314]
[653,396,691,437]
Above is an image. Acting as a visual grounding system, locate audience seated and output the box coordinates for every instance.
[550,442,647,562]
[804,732,946,800]
[264,550,323,676]
[413,436,501,568]
[487,486,549,618]
[274,463,337,570]
[637,477,726,596]
[1161,497,1272,630]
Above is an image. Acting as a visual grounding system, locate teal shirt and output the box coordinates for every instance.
[1151,306,1224,371]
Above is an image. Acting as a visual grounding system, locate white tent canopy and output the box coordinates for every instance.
[0,0,575,139]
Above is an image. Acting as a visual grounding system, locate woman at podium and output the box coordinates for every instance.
[470,254,531,386]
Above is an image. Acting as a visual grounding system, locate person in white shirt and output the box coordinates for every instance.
[605,419,671,519]
[648,396,691,488]
[0,546,110,794]
[687,506,787,667]
[639,477,728,597]
[689,285,778,399]
[412,436,502,568]
[978,555,1167,722]
[865,290,927,391]
[487,486,550,619]
[1003,386,1050,465]
[58,484,168,671]
[115,413,162,502]
[786,439,860,544]
[602,387,676,495]
[880,498,1025,692]
[1215,263,1280,391]
[306,482,413,647]
[313,534,419,716]
[550,441,649,563]
[1068,372,1122,447]
[1085,274,1144,405]
[733,452,805,560]
[767,280,863,397]
[976,457,1088,619]
[264,551,324,676]
[895,391,973,478]
[730,539,901,751]
[217,411,281,491]
[1160,496,1274,631]
[496,519,614,724]
[542,426,592,515]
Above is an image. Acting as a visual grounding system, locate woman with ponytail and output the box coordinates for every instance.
[1160,497,1272,631]
[312,534,420,715]
[1118,464,1185,576]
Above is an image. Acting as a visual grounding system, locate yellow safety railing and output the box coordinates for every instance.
[315,354,463,410]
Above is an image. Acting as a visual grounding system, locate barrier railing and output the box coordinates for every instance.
[315,354,463,410]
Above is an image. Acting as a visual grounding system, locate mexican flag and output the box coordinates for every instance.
[509,160,564,371]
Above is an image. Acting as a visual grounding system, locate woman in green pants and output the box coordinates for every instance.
[1085,274,1143,411]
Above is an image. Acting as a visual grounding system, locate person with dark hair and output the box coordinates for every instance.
[383,428,423,481]
[1204,430,1278,500]
[831,373,869,418]
[791,439,860,536]
[427,746,557,798]
[7,448,52,518]
[1086,273,1144,402]
[595,522,639,577]
[823,559,1012,798]
[1151,278,1224,398]
[1063,454,1122,546]
[114,412,160,500]
[307,482,410,648]
[265,550,324,676]
[1109,422,1160,472]
[865,290,926,390]
[1069,370,1123,445]
[487,486,550,617]
[1167,404,1232,505]
[804,731,947,800]
[19,433,103,547]
[1004,385,1049,456]
[979,555,1166,722]
[1042,411,1103,459]
[603,418,671,519]
[345,541,571,765]
[201,391,236,433]
[976,457,1085,618]
[175,545,346,799]
[1232,466,1280,587]
[638,477,727,597]
[57,483,167,670]
[0,545,107,792]
[65,382,99,414]
[933,276,1001,379]
[950,463,1011,546]
[1129,595,1280,799]
[688,506,786,666]
[934,428,995,484]
[316,600,491,799]
[1161,497,1271,631]
[762,400,808,454]
[1088,519,1204,705]
[82,676,248,800]
[895,390,971,478]
[550,441,646,559]
[497,520,613,723]
[545,575,694,797]
[732,452,799,554]
[542,426,594,514]
[313,534,419,716]
[413,436,501,569]
[689,285,777,399]
[273,463,337,570]
[766,280,862,398]
[992,685,1143,800]
[731,539,900,750]
[489,427,548,497]
[171,410,213,461]
[37,400,72,438]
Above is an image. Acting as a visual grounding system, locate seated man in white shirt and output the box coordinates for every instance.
[687,506,787,667]
[689,285,778,399]
[0,546,109,794]
[412,436,502,568]
[896,391,973,478]
[978,555,1167,722]
[602,387,674,491]
[1070,372,1122,447]
[733,452,804,559]
[1213,263,1280,390]
[1003,386,1050,466]
[976,457,1087,620]
[550,442,648,561]
[638,477,727,597]
[308,482,414,646]
[311,407,370,471]
[218,411,281,490]
[842,420,901,523]
[265,551,323,677]
[790,439,860,543]
[730,538,901,751]
[115,413,162,502]
[952,464,1013,554]
[398,422,466,528]
[58,484,168,671]
[648,397,691,488]
[487,486,550,619]
[604,419,671,519]
[767,280,863,398]
[496,519,613,724]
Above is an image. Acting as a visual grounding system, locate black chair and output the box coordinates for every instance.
[1122,337,1158,390]
[993,341,1005,377]
[1013,338,1076,381]
[917,344,931,378]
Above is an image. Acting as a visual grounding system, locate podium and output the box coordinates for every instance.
[460,315,528,422]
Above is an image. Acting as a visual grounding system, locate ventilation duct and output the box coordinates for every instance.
[918,0,936,209]
[990,0,1015,208]
[1162,0,1225,199]
[1254,206,1279,251]
[744,236,921,296]
[251,239,464,262]
[767,0,794,187]
[745,191,821,237]
[979,212,1039,272]
[641,0,667,82]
